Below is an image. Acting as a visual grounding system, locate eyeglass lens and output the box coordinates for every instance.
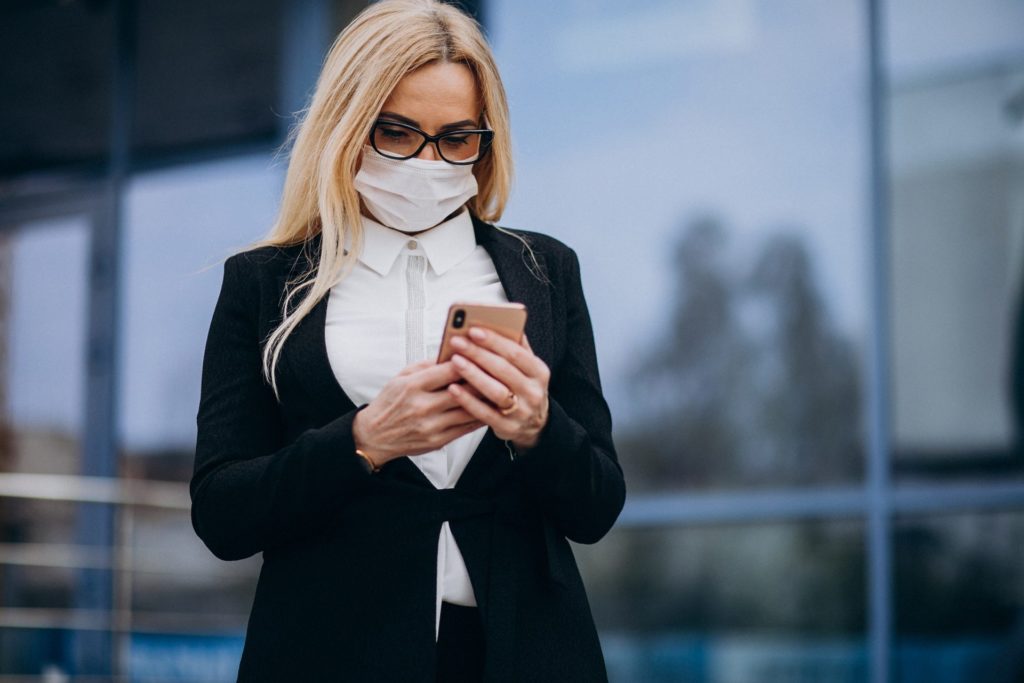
[373,122,486,163]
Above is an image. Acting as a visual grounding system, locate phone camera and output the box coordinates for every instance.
[453,310,466,328]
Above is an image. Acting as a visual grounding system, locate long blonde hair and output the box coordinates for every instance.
[243,0,513,401]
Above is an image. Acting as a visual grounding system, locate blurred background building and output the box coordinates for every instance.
[0,0,1022,681]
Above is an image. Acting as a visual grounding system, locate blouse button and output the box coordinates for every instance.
[407,239,418,250]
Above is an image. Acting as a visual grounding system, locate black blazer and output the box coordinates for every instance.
[191,214,626,682]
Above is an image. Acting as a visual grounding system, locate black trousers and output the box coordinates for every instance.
[435,601,486,682]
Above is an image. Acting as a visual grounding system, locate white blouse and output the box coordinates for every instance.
[324,208,509,639]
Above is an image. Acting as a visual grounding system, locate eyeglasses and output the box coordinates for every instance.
[369,118,495,165]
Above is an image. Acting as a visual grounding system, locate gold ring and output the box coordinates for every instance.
[499,392,518,416]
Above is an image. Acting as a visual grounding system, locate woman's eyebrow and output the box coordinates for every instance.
[438,119,479,131]
[379,111,479,130]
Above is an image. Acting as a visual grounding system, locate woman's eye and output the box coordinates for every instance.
[442,135,469,146]
[380,128,409,140]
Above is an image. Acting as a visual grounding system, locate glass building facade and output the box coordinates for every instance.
[0,0,1022,680]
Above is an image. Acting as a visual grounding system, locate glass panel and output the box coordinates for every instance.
[128,507,258,629]
[1,218,89,476]
[0,498,81,617]
[575,520,866,682]
[0,216,94,677]
[119,153,283,464]
[128,632,245,683]
[886,0,1024,480]
[0,628,112,678]
[491,0,869,491]
[894,510,1024,682]
[0,564,75,610]
[113,153,283,679]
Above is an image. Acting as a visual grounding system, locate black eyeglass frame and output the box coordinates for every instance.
[368,118,495,165]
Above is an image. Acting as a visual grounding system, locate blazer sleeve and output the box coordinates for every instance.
[512,247,626,544]
[190,253,373,561]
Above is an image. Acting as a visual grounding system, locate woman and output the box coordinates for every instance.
[191,1,625,681]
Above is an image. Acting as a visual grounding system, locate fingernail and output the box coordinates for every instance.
[448,383,462,394]
[452,354,467,367]
[451,336,467,349]
[469,327,486,341]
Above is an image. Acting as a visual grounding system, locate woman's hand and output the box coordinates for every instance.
[352,359,485,465]
[446,327,550,452]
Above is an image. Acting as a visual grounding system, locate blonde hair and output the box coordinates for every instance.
[241,0,513,401]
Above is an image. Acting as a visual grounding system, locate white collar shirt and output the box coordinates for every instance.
[324,208,509,639]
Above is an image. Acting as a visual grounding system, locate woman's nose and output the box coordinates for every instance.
[416,142,440,161]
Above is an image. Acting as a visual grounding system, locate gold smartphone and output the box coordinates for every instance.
[437,301,528,363]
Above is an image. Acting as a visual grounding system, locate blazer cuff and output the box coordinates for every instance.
[318,403,377,481]
[511,396,586,493]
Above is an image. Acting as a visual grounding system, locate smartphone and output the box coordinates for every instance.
[437,301,528,363]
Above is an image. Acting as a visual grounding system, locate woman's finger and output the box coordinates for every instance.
[431,419,486,448]
[449,334,532,396]
[398,358,435,376]
[421,380,484,412]
[431,407,482,432]
[411,360,463,391]
[405,420,483,458]
[466,326,548,380]
[450,353,514,409]
[447,381,511,433]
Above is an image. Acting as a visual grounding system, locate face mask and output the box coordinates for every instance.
[353,145,479,233]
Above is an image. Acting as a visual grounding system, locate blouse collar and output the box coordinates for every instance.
[354,208,476,277]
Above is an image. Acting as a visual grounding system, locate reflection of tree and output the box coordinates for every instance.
[625,217,748,487]
[619,215,863,489]
[579,522,866,638]
[579,217,1024,675]
[577,216,869,642]
[743,231,862,484]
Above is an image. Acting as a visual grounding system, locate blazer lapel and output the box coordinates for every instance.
[454,217,555,490]
[471,216,554,369]
[275,264,358,423]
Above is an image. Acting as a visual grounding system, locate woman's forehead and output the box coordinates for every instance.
[382,61,481,127]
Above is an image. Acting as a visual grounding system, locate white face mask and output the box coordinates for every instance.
[353,145,479,233]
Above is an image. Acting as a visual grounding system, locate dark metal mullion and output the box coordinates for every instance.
[614,481,1024,527]
[278,0,333,143]
[73,0,136,675]
[0,178,105,231]
[892,482,1024,515]
[866,0,893,681]
[618,487,869,527]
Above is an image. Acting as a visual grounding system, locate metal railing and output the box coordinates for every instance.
[0,472,255,682]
